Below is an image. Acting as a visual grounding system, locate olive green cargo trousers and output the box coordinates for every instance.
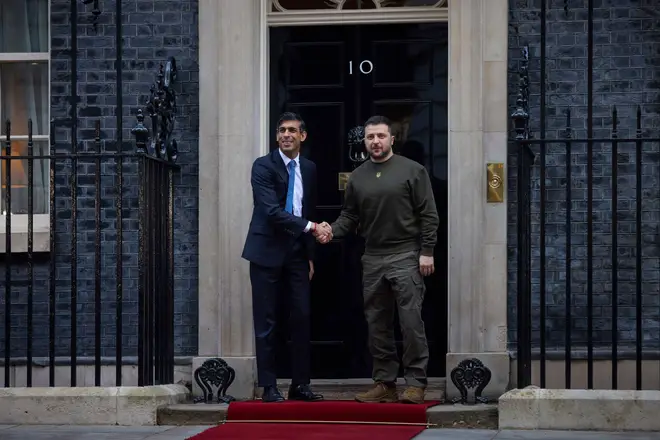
[361,250,429,388]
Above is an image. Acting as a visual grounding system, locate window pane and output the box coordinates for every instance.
[273,0,443,9]
[1,140,49,215]
[0,62,49,136]
[378,0,445,6]
[0,0,48,53]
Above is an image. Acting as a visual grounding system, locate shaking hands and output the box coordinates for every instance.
[312,222,333,244]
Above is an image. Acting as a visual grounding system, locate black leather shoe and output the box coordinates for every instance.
[262,386,285,403]
[288,384,323,401]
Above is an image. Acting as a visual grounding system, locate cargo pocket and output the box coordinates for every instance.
[411,271,425,306]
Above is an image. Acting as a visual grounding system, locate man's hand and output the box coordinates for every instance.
[313,222,333,244]
[419,255,434,277]
[309,260,315,280]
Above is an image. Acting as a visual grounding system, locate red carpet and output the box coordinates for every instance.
[187,400,439,440]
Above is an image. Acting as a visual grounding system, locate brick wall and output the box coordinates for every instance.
[507,0,660,355]
[0,0,199,361]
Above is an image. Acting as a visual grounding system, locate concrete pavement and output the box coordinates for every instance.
[1,425,660,439]
[415,430,660,439]
[0,425,207,439]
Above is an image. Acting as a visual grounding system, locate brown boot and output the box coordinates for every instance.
[355,382,398,403]
[400,386,425,404]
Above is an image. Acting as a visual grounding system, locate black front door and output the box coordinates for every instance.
[269,23,448,379]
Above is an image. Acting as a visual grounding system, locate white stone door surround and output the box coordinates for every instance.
[196,0,510,400]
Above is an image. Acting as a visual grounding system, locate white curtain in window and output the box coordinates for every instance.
[0,0,49,214]
[0,0,48,53]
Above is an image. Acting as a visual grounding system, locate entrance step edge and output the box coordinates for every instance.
[273,377,446,401]
[157,401,498,429]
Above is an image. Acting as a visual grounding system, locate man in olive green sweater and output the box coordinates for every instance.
[317,115,439,404]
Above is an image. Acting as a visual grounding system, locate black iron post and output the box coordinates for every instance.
[512,46,532,389]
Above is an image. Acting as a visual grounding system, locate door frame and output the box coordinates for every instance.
[197,0,509,398]
[259,0,452,376]
[258,0,450,158]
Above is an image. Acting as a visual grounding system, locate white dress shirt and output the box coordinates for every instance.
[279,149,313,233]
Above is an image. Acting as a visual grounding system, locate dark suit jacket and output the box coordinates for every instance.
[241,149,318,268]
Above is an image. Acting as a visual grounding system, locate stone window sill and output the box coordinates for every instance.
[0,214,50,253]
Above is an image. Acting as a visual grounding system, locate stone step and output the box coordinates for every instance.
[270,377,447,401]
[157,401,498,429]
[160,377,496,428]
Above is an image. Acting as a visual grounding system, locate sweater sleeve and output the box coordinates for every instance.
[411,166,439,256]
[331,179,360,238]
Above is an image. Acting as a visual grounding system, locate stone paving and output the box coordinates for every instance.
[2,426,660,440]
[416,430,660,439]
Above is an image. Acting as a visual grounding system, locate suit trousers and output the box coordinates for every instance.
[250,238,311,387]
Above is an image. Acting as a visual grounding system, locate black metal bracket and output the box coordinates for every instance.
[81,0,101,32]
[193,358,237,404]
[132,57,179,163]
[450,358,492,405]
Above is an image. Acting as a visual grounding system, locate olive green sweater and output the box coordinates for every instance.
[331,154,439,256]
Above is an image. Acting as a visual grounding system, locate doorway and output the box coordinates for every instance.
[269,22,448,379]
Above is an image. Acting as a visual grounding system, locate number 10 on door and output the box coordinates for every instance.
[349,60,373,75]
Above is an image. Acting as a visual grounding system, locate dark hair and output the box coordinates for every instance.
[277,112,307,133]
[364,115,392,133]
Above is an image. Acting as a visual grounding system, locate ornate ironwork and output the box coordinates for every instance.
[81,0,101,31]
[193,358,237,404]
[450,358,492,405]
[348,126,368,168]
[132,57,178,163]
[511,46,530,141]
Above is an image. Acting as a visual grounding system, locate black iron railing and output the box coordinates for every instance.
[511,0,660,390]
[514,108,660,390]
[0,112,178,388]
[0,0,182,388]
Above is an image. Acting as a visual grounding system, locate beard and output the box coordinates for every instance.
[369,146,391,159]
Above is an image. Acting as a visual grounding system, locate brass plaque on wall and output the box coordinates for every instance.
[486,163,505,203]
[338,172,351,191]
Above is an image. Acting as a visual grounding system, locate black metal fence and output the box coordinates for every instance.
[0,113,178,387]
[512,0,660,390]
[514,109,660,390]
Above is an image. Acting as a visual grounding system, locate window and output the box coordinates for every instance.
[0,0,50,252]
[271,0,448,11]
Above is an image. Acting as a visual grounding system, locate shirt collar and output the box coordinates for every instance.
[278,149,299,168]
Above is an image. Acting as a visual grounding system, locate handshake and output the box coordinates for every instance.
[312,222,333,244]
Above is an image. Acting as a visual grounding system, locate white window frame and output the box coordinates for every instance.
[268,0,449,26]
[0,0,51,253]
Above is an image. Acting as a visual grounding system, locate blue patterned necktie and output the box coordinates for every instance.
[285,160,296,214]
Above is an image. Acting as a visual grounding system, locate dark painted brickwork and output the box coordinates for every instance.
[508,0,660,355]
[0,0,199,360]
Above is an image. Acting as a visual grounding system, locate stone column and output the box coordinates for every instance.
[446,0,510,400]
[195,0,264,399]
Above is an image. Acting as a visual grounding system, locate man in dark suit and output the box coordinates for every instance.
[242,112,329,403]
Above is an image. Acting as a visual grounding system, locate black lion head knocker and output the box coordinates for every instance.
[193,358,237,404]
[348,126,368,167]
